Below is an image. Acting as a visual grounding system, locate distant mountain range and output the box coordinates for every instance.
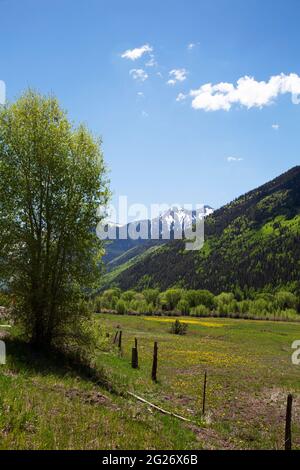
[101,167,300,294]
[103,205,214,270]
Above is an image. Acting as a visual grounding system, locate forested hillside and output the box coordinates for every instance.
[103,166,300,294]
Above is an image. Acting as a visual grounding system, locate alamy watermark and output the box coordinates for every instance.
[291,340,300,365]
[0,340,6,364]
[0,80,6,105]
[96,197,206,251]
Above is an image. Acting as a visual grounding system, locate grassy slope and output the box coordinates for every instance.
[96,314,300,450]
[0,334,197,450]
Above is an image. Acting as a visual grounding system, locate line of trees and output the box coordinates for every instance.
[94,287,300,321]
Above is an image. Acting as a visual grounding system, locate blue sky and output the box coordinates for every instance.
[1,0,300,217]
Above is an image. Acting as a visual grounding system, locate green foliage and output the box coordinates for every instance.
[95,286,300,322]
[191,305,210,317]
[142,288,160,305]
[0,292,11,308]
[0,91,109,349]
[183,289,215,309]
[100,289,121,310]
[170,319,188,335]
[215,293,234,315]
[158,292,168,310]
[164,289,183,310]
[116,299,127,315]
[275,290,297,310]
[177,299,190,315]
[120,290,136,302]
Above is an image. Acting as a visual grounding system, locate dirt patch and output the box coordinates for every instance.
[2,369,19,378]
[188,424,236,450]
[64,388,109,405]
[32,380,115,408]
[163,394,193,406]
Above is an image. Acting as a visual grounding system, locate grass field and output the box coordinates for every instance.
[96,314,300,450]
[1,314,300,450]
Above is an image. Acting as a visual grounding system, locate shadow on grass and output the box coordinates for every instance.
[4,336,116,393]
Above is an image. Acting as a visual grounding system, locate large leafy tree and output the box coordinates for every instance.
[0,91,109,349]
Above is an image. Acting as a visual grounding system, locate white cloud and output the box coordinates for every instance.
[167,69,188,86]
[130,69,148,82]
[272,123,280,130]
[188,73,300,111]
[137,91,144,98]
[176,93,187,102]
[227,157,243,162]
[145,54,157,67]
[187,42,199,51]
[121,44,153,61]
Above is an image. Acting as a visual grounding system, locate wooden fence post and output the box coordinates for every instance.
[202,371,207,416]
[131,338,138,369]
[151,342,158,382]
[285,394,293,450]
[118,330,122,350]
[113,331,119,344]
[132,349,138,368]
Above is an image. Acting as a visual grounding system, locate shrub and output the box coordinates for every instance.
[142,288,160,306]
[284,308,298,320]
[249,299,270,317]
[215,292,234,305]
[133,292,146,303]
[177,299,190,315]
[170,319,188,335]
[191,305,210,317]
[228,299,238,313]
[158,292,169,311]
[237,300,250,314]
[121,290,136,302]
[101,289,121,310]
[94,296,102,313]
[116,299,127,315]
[164,289,183,310]
[183,289,215,309]
[195,290,215,309]
[215,292,234,315]
[275,291,297,310]
[129,299,149,314]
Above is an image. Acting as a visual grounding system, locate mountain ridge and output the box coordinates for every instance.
[103,205,214,269]
[101,167,300,293]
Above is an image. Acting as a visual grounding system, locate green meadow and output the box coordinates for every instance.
[96,314,300,450]
[1,315,300,450]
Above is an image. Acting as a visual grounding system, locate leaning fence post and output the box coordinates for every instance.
[151,342,158,382]
[118,330,122,350]
[132,338,138,369]
[285,394,293,450]
[113,331,119,344]
[202,371,207,416]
